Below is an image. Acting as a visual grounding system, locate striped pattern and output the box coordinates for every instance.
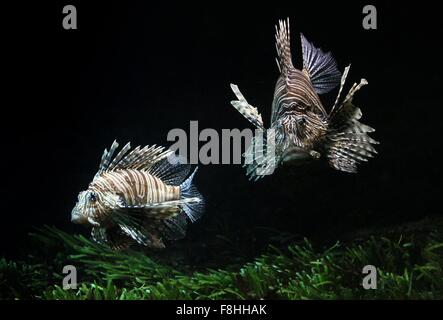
[230,84,264,130]
[71,141,204,250]
[275,18,293,74]
[90,169,180,223]
[272,21,329,150]
[300,33,342,94]
[228,18,378,179]
[326,77,379,173]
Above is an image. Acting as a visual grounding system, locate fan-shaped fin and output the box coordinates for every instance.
[95,141,173,177]
[326,79,378,173]
[301,33,342,94]
[148,153,191,186]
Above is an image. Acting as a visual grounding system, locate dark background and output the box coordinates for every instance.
[1,1,442,259]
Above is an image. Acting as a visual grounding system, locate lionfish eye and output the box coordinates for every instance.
[89,193,97,202]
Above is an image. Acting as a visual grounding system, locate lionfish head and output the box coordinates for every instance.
[71,189,101,225]
[281,105,328,150]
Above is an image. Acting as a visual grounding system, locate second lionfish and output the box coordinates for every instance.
[71,141,204,250]
[229,19,378,180]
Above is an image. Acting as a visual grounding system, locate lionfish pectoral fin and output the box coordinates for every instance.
[91,227,107,244]
[107,209,152,246]
[118,223,151,246]
[300,33,342,95]
[230,84,265,130]
[330,64,351,117]
[109,211,168,248]
[145,232,166,249]
[143,217,185,246]
[325,79,379,173]
[119,222,166,249]
[91,226,134,250]
[119,223,164,249]
[242,131,277,181]
[161,214,188,240]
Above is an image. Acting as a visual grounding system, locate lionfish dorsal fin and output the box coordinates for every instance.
[96,141,173,176]
[113,144,173,171]
[148,153,191,186]
[98,140,119,173]
[106,142,132,171]
[275,18,293,74]
[301,33,342,95]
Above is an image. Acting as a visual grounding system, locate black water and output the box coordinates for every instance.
[2,1,442,259]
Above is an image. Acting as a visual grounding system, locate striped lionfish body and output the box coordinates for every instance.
[71,141,204,250]
[229,19,378,180]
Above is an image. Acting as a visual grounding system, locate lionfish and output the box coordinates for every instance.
[230,19,378,180]
[71,141,204,250]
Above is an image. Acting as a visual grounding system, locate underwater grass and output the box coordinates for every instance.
[1,222,442,300]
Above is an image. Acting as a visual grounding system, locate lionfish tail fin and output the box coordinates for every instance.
[230,84,264,129]
[325,79,379,173]
[275,18,293,73]
[180,167,204,222]
[301,33,341,94]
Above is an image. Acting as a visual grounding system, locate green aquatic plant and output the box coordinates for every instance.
[1,221,442,300]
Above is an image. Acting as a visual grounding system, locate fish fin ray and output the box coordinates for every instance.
[275,18,293,73]
[114,217,167,249]
[230,84,264,129]
[96,141,172,176]
[330,64,351,115]
[106,142,132,171]
[148,153,191,186]
[161,214,188,240]
[243,130,277,181]
[301,33,341,94]
[118,223,151,246]
[91,226,134,250]
[180,168,204,222]
[98,140,119,173]
[326,81,378,173]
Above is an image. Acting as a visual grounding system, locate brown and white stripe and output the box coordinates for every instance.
[90,169,180,218]
[71,141,204,249]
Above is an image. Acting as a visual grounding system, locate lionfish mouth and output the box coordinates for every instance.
[71,208,86,224]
